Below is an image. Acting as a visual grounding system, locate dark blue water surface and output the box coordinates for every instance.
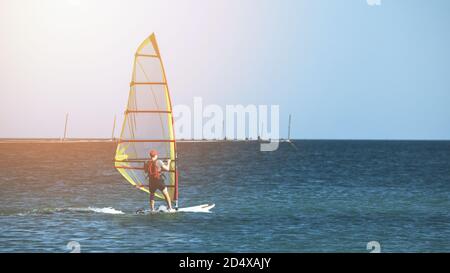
[0,140,449,252]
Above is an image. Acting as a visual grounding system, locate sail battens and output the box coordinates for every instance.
[130,81,167,86]
[137,185,175,188]
[118,139,175,143]
[135,53,159,58]
[126,110,171,114]
[115,166,145,170]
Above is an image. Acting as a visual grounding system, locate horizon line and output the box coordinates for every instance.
[0,137,449,143]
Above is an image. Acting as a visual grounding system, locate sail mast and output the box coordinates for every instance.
[151,34,179,208]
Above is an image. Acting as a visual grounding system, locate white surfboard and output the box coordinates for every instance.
[136,204,215,214]
[177,203,215,213]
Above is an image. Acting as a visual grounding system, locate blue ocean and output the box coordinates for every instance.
[0,140,449,252]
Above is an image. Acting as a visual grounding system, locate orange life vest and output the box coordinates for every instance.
[147,160,160,180]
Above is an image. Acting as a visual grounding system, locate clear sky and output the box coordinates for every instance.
[0,0,449,139]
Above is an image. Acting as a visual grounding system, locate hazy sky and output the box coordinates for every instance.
[1,0,449,139]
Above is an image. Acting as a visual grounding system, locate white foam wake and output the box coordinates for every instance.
[86,207,125,214]
[19,207,126,215]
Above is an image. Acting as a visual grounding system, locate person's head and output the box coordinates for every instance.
[149,150,158,161]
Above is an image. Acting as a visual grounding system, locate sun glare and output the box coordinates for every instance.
[68,0,81,6]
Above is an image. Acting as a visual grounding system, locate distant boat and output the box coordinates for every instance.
[283,114,298,150]
[258,122,271,143]
[61,113,69,142]
[285,114,292,143]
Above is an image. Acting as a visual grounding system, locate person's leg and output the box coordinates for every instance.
[161,187,173,210]
[149,192,155,211]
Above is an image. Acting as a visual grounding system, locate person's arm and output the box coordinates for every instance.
[160,159,171,172]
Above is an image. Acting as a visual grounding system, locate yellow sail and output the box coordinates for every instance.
[114,33,178,203]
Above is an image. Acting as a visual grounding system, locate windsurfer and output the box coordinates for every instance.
[145,149,174,212]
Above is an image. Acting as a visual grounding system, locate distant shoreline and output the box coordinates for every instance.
[0,138,448,144]
[0,138,274,144]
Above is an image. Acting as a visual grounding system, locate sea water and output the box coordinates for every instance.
[0,141,449,252]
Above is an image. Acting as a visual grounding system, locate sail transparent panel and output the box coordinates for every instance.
[115,33,177,202]
[127,85,170,111]
[121,113,171,140]
[134,57,164,82]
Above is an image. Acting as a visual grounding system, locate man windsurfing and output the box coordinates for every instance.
[145,150,174,212]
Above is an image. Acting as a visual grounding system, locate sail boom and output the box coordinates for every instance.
[115,166,176,172]
[137,185,176,188]
[115,157,174,162]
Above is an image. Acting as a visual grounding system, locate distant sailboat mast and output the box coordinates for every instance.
[288,114,291,141]
[63,113,69,141]
[223,119,226,141]
[111,115,116,141]
[286,114,298,150]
